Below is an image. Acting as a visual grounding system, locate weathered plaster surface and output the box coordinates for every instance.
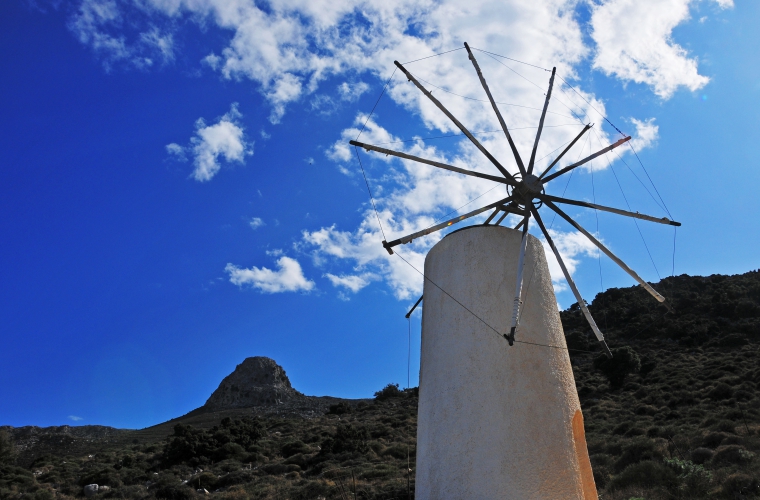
[416,226,597,500]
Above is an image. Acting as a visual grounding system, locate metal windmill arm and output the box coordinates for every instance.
[506,212,531,345]
[530,206,612,358]
[537,124,592,180]
[542,136,631,183]
[349,141,509,184]
[543,199,668,306]
[483,207,501,225]
[539,194,681,226]
[405,295,423,318]
[527,67,556,174]
[495,210,510,226]
[382,196,517,254]
[393,60,517,185]
[463,42,526,176]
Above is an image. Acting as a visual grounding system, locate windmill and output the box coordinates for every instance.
[350,42,680,358]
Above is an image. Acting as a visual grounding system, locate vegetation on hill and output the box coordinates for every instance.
[1,270,759,499]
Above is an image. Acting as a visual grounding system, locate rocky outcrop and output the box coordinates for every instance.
[204,357,304,410]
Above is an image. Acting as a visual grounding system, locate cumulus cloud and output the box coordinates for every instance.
[629,117,659,151]
[70,0,692,300]
[302,219,425,300]
[69,0,717,116]
[324,273,375,293]
[338,82,370,102]
[226,256,315,293]
[590,0,731,98]
[538,229,600,292]
[165,142,186,160]
[69,0,174,69]
[249,217,264,229]
[166,104,253,182]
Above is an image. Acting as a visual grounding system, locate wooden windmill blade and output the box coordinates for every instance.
[393,60,517,183]
[464,42,527,176]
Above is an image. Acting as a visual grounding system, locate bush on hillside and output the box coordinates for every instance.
[163,417,265,466]
[327,402,352,415]
[374,383,403,401]
[607,460,678,492]
[0,431,16,465]
[320,424,369,455]
[593,346,641,389]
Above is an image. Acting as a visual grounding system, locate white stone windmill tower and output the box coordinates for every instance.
[350,43,680,499]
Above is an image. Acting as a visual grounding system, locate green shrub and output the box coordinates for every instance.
[214,470,255,488]
[281,440,310,458]
[689,447,713,464]
[0,431,16,465]
[594,346,641,389]
[708,383,734,400]
[192,471,218,490]
[664,458,712,496]
[78,467,123,487]
[154,483,195,500]
[711,419,737,433]
[721,473,760,499]
[320,424,369,455]
[608,460,678,492]
[702,432,730,448]
[163,418,265,466]
[327,402,352,415]
[213,442,246,461]
[0,464,36,489]
[262,463,300,475]
[374,383,403,400]
[380,443,410,460]
[712,445,754,465]
[613,437,664,472]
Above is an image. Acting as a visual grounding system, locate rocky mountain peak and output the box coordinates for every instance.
[204,357,303,410]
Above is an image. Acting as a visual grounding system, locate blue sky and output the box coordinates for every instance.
[1,0,758,429]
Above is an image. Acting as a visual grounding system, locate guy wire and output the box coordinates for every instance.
[354,146,386,240]
[394,249,598,355]
[592,128,661,280]
[591,156,609,331]
[402,46,465,64]
[672,226,677,277]
[355,68,397,141]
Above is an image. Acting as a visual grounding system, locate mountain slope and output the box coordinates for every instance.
[2,270,759,499]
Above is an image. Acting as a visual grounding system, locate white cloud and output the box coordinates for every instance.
[538,229,600,292]
[167,103,252,182]
[69,0,719,115]
[69,0,174,69]
[310,94,337,115]
[249,217,264,229]
[139,27,174,62]
[302,219,425,300]
[226,256,315,293]
[165,142,186,160]
[629,117,659,151]
[590,0,731,98]
[338,82,370,102]
[68,415,83,421]
[324,273,375,293]
[69,0,696,301]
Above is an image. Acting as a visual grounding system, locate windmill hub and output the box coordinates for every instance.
[512,173,543,205]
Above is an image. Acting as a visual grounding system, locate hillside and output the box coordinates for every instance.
[1,270,759,499]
